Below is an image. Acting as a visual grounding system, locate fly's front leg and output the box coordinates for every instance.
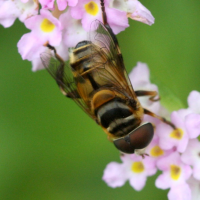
[135,90,160,101]
[100,0,108,26]
[45,43,79,99]
[100,0,123,59]
[144,108,176,130]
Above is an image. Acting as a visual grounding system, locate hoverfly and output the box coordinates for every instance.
[42,0,175,156]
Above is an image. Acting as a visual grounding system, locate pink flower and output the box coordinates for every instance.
[0,0,38,28]
[39,0,77,11]
[17,32,46,62]
[168,183,191,200]
[187,91,200,113]
[39,0,55,10]
[173,91,200,139]
[70,0,129,34]
[17,9,63,69]
[108,0,155,25]
[24,9,62,46]
[156,152,192,189]
[103,154,157,191]
[156,111,189,153]
[31,41,68,71]
[184,91,200,138]
[102,162,127,188]
[181,139,200,180]
[187,177,200,200]
[59,10,87,48]
[145,134,173,163]
[71,0,102,30]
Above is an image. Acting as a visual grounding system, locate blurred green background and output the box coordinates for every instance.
[0,1,200,199]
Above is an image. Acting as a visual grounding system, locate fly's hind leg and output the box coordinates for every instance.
[135,90,160,101]
[138,90,177,129]
[144,108,176,130]
[45,43,80,99]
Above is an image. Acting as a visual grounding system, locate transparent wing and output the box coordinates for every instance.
[41,51,95,119]
[89,20,137,100]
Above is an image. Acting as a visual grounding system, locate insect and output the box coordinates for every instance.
[42,0,175,156]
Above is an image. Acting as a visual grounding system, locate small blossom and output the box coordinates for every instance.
[59,10,87,48]
[39,0,55,10]
[39,0,78,11]
[168,183,191,200]
[17,9,62,66]
[31,41,68,71]
[57,0,78,10]
[103,154,157,191]
[156,111,189,153]
[71,0,102,31]
[70,0,129,34]
[105,7,129,34]
[102,161,127,188]
[25,9,62,46]
[187,177,200,200]
[181,139,200,180]
[145,134,173,163]
[187,91,200,113]
[108,0,155,25]
[185,113,200,139]
[17,32,46,62]
[156,152,192,189]
[0,0,38,28]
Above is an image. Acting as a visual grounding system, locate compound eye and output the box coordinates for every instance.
[113,123,154,154]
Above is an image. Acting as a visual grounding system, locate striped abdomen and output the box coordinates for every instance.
[97,99,142,137]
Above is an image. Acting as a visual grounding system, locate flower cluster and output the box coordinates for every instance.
[2,1,199,199]
[0,0,154,71]
[103,62,200,200]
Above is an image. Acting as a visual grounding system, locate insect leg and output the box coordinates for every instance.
[100,0,108,25]
[135,90,160,101]
[46,43,65,66]
[45,43,79,99]
[143,108,176,129]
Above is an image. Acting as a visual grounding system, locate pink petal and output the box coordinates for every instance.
[171,111,189,153]
[185,113,200,138]
[0,1,19,28]
[156,172,171,189]
[32,57,46,71]
[168,184,191,200]
[17,33,45,61]
[67,0,78,7]
[39,0,55,10]
[102,162,127,188]
[129,62,150,87]
[187,177,200,200]
[106,8,129,34]
[128,0,155,25]
[129,175,147,191]
[57,0,68,11]
[187,91,200,113]
[70,3,85,19]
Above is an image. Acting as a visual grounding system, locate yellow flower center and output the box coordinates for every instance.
[84,1,99,16]
[170,128,184,140]
[131,162,144,173]
[170,165,181,180]
[150,145,164,157]
[40,18,55,33]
